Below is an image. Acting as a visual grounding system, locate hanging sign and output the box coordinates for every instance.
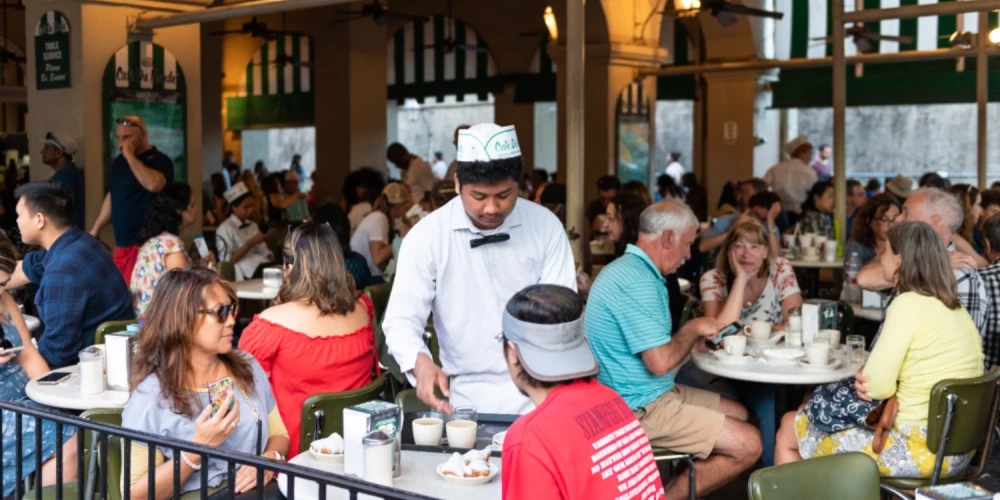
[34,10,71,90]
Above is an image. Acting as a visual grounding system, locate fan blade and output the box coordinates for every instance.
[720,3,785,19]
[209,30,247,36]
[383,12,430,22]
[873,34,913,44]
[454,44,489,53]
[810,36,835,42]
[329,14,366,25]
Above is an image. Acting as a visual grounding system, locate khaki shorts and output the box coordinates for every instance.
[633,384,726,460]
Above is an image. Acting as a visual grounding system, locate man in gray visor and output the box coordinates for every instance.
[498,284,665,500]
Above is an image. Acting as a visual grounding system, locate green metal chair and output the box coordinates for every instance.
[217,261,236,282]
[93,320,134,346]
[364,283,404,386]
[299,374,389,453]
[650,447,696,500]
[836,300,856,339]
[880,366,1000,491]
[28,408,123,500]
[678,295,701,326]
[748,452,887,500]
[395,388,431,413]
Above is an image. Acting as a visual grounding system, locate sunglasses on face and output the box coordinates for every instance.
[201,302,238,323]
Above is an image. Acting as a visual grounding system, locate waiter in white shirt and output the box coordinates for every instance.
[383,123,576,415]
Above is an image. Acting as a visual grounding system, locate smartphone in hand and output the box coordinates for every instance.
[206,377,235,416]
[706,322,743,349]
[193,236,210,258]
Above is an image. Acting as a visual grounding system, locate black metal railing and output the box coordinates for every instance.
[0,400,438,500]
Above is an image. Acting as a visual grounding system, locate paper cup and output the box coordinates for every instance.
[412,417,444,446]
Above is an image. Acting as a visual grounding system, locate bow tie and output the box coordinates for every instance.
[238,221,252,230]
[470,233,510,249]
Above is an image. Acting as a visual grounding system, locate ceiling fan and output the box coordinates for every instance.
[811,24,913,53]
[672,0,784,27]
[419,0,488,53]
[209,16,302,41]
[331,0,427,26]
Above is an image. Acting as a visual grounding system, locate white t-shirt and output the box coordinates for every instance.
[665,162,684,185]
[350,211,390,276]
[432,160,448,180]
[348,202,373,235]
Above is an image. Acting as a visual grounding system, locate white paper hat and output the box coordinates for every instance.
[223,181,250,204]
[456,124,521,162]
[783,135,812,157]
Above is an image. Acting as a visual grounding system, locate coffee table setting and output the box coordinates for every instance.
[693,320,867,466]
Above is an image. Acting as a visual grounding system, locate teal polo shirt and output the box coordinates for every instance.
[584,244,673,410]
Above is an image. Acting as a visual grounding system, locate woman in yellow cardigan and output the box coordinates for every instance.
[774,220,984,478]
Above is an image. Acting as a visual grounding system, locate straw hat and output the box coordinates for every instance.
[885,174,914,199]
[381,183,409,204]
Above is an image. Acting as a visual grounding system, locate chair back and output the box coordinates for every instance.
[81,408,124,500]
[364,283,403,384]
[298,374,389,453]
[395,389,430,413]
[927,366,1000,456]
[748,452,881,500]
[217,261,236,282]
[679,294,701,326]
[94,320,134,346]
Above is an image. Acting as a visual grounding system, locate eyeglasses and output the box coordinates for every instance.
[115,118,145,132]
[733,242,767,253]
[201,302,238,323]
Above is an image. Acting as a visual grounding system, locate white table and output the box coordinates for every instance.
[24,315,40,333]
[693,348,864,466]
[234,279,279,301]
[25,366,130,410]
[678,278,691,293]
[277,449,501,500]
[788,259,843,269]
[850,303,885,322]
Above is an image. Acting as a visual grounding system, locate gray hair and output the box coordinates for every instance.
[912,187,963,234]
[639,200,699,238]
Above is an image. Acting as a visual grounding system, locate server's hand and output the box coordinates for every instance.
[413,353,453,414]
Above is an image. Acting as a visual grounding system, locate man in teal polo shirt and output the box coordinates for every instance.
[585,200,762,499]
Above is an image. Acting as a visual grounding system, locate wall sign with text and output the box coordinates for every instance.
[34,10,70,90]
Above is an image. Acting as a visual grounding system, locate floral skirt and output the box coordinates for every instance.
[794,410,972,478]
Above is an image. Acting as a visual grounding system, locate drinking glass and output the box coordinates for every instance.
[846,335,866,365]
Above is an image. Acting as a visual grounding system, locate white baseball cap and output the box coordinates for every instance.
[41,132,78,155]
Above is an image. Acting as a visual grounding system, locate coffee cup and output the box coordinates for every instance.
[782,234,795,250]
[723,335,747,357]
[805,343,831,366]
[743,321,772,341]
[446,420,478,449]
[799,233,815,248]
[802,247,820,260]
[820,329,841,348]
[412,417,444,446]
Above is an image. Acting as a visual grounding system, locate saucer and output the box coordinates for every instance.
[762,347,805,364]
[800,255,820,262]
[798,358,842,371]
[712,351,752,364]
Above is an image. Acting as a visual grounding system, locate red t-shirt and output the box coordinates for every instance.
[501,379,665,500]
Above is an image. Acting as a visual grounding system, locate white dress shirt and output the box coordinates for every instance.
[215,215,273,281]
[764,158,818,214]
[383,197,577,414]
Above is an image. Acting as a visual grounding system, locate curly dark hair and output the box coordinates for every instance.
[136,183,191,246]
[456,156,523,186]
[341,167,386,207]
[612,191,651,257]
[851,193,901,247]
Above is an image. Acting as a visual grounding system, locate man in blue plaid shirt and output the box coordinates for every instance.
[977,214,1000,370]
[11,182,134,368]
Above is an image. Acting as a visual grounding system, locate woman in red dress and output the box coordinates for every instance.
[239,222,376,456]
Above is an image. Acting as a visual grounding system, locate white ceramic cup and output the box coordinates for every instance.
[446,420,477,449]
[744,321,772,341]
[412,417,444,446]
[802,247,820,260]
[782,234,796,250]
[799,233,815,248]
[820,329,841,348]
[805,343,831,366]
[814,235,828,249]
[724,335,747,357]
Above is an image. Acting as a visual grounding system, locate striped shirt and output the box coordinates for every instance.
[584,244,673,410]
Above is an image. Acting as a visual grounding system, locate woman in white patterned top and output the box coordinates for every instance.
[700,219,803,328]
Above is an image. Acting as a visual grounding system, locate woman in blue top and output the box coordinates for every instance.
[0,233,77,496]
[122,268,289,499]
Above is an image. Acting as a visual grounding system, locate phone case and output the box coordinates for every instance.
[194,237,210,258]
[206,377,235,416]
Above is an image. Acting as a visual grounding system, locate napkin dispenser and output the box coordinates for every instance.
[343,401,402,477]
[801,299,838,345]
[105,330,138,391]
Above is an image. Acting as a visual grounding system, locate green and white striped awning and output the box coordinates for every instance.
[106,41,182,91]
[227,34,314,130]
[387,16,500,103]
[772,0,1000,107]
[619,82,650,116]
[35,10,69,36]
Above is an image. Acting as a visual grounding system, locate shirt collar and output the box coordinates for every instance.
[449,197,524,235]
[624,244,665,283]
[42,227,82,267]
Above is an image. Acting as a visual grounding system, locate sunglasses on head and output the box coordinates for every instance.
[115,118,145,132]
[201,302,238,323]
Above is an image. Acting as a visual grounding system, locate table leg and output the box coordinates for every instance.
[739,383,786,467]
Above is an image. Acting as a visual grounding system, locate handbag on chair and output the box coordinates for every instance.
[804,377,899,454]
